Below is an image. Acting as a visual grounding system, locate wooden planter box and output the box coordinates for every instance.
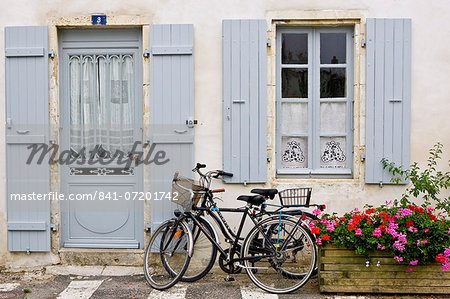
[319,245,450,294]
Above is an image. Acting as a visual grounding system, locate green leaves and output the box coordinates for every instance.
[382,142,450,215]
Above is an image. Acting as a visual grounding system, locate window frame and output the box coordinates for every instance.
[276,26,354,177]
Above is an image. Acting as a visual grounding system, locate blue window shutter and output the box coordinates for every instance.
[365,19,411,184]
[149,24,195,229]
[5,26,51,251]
[222,19,267,183]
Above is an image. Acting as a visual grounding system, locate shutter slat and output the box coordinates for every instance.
[222,19,267,183]
[5,26,50,252]
[365,19,411,184]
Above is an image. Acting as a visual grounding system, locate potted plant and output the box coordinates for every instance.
[313,143,450,294]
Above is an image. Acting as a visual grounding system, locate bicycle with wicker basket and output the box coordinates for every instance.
[143,163,317,294]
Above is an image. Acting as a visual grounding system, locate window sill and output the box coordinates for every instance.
[276,168,352,179]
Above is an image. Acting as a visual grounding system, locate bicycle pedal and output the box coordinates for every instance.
[224,276,235,282]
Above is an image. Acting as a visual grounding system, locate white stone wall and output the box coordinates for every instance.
[0,0,449,268]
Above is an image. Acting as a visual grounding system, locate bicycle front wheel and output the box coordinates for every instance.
[241,218,316,294]
[143,219,193,290]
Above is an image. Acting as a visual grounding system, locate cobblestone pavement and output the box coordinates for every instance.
[0,270,447,299]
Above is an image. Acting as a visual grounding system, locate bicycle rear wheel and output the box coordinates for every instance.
[241,218,316,294]
[143,219,193,290]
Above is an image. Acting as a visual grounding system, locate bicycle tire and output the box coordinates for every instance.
[241,217,316,294]
[163,216,218,282]
[143,219,193,290]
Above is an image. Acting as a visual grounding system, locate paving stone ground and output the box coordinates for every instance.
[0,268,447,299]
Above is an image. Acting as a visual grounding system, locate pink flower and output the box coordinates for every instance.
[320,218,328,224]
[315,239,322,245]
[385,200,392,205]
[448,227,450,234]
[424,228,429,233]
[312,208,321,216]
[422,240,428,244]
[372,228,382,237]
[409,260,418,266]
[444,248,450,257]
[355,228,362,236]
[408,226,418,233]
[441,263,450,271]
[394,256,403,262]
[377,243,385,250]
[426,206,434,213]
[417,240,421,246]
[405,268,413,273]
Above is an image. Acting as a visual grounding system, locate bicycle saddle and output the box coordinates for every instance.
[250,188,278,199]
[237,194,265,206]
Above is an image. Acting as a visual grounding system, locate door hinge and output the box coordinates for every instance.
[48,50,55,59]
[143,49,151,58]
[361,39,366,48]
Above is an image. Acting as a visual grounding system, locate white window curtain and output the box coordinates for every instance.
[69,54,135,159]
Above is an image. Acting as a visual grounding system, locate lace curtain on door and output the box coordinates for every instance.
[69,54,134,159]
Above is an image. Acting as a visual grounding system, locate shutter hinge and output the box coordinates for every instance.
[48,50,55,59]
[266,39,271,47]
[145,223,151,232]
[379,181,383,188]
[26,248,31,255]
[361,39,366,48]
[50,223,57,232]
[267,154,271,163]
[360,153,366,162]
[143,49,151,58]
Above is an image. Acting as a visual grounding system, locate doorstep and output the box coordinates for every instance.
[45,265,143,276]
[58,248,144,266]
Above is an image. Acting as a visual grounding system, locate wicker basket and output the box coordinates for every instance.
[278,188,312,207]
[171,176,205,211]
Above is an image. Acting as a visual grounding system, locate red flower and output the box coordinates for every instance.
[436,254,447,263]
[321,234,330,241]
[365,208,376,215]
[428,213,436,221]
[347,225,357,231]
[339,217,346,221]
[378,224,386,231]
[378,211,389,222]
[311,227,320,234]
[406,220,414,228]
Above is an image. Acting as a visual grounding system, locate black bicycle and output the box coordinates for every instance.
[143,163,317,293]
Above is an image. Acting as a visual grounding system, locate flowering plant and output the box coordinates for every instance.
[312,143,450,272]
[312,202,449,272]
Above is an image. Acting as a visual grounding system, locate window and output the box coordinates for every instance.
[276,27,353,176]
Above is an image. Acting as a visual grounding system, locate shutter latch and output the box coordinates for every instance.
[143,49,151,58]
[48,50,55,59]
[361,39,366,48]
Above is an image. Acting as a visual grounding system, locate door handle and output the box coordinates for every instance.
[174,129,188,134]
[16,130,30,134]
